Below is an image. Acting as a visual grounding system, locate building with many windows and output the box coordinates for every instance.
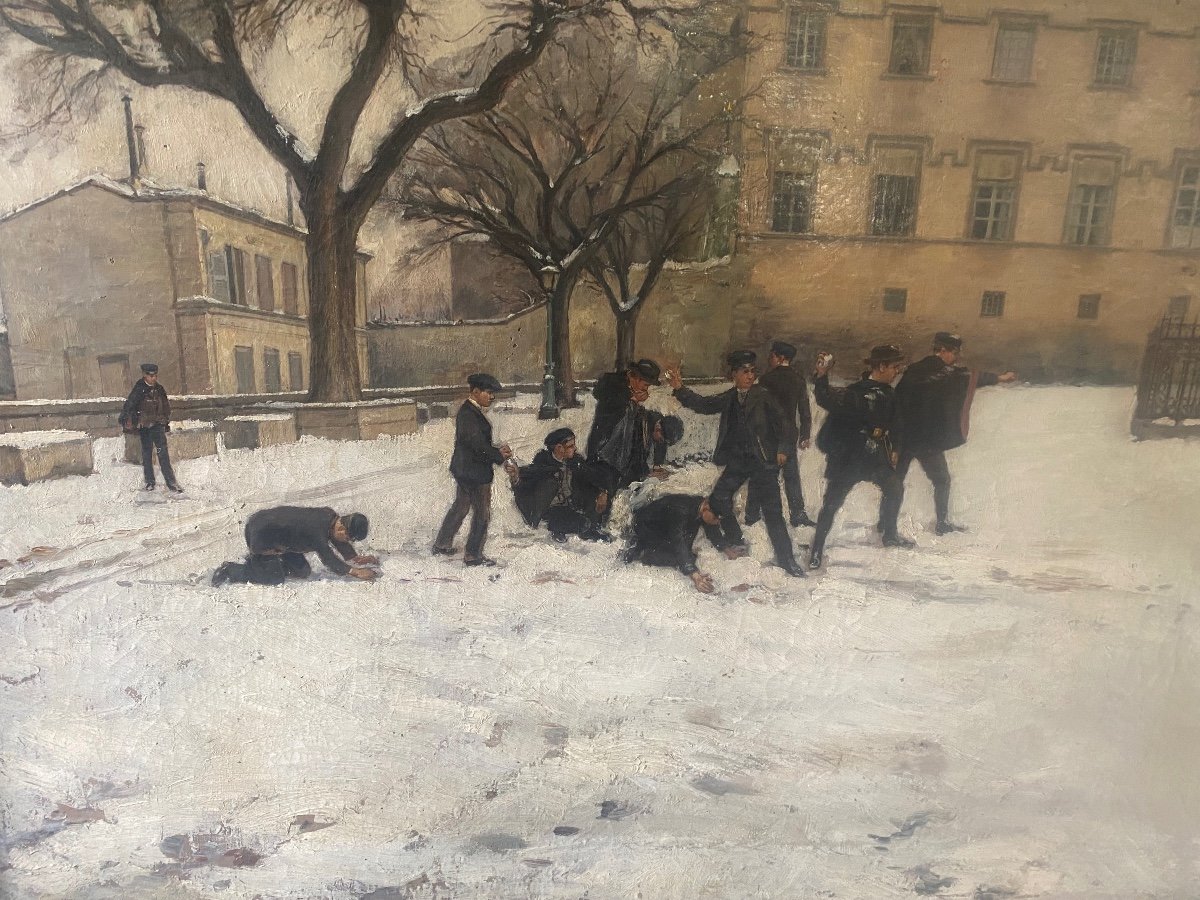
[714,0,1200,380]
[0,175,369,399]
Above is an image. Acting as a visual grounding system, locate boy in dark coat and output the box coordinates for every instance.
[433,373,513,566]
[119,363,181,492]
[623,493,727,593]
[667,351,805,578]
[894,332,1017,534]
[808,345,913,569]
[745,340,816,528]
[511,427,611,542]
[586,359,670,492]
[211,506,377,585]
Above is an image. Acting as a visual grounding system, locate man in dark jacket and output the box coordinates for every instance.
[433,373,513,566]
[808,345,913,569]
[667,351,805,578]
[586,359,670,493]
[119,363,181,492]
[623,493,727,593]
[211,506,377,585]
[895,332,1017,534]
[511,427,611,542]
[745,340,816,528]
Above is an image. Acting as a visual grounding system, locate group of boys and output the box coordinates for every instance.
[206,331,1012,591]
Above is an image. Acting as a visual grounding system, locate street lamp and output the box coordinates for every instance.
[537,264,561,420]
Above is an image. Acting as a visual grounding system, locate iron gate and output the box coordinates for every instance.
[1135,316,1200,422]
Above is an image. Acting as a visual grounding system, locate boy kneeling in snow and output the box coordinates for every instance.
[211,506,378,586]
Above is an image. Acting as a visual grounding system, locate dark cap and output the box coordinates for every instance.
[544,427,575,449]
[770,341,797,360]
[658,415,684,446]
[864,344,906,367]
[467,373,503,393]
[727,350,757,371]
[342,513,369,542]
[933,331,963,351]
[140,363,159,375]
[627,359,662,385]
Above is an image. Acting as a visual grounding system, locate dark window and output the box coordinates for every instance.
[872,174,918,236]
[786,7,827,70]
[882,288,908,313]
[255,255,275,312]
[234,346,255,394]
[771,171,813,233]
[1169,166,1200,249]
[1094,29,1136,86]
[981,291,1006,318]
[207,250,231,302]
[1065,158,1117,247]
[888,15,932,76]
[991,24,1035,82]
[969,153,1020,241]
[1168,295,1191,319]
[1077,293,1101,319]
[288,351,304,390]
[227,246,249,305]
[281,262,300,315]
[263,348,281,392]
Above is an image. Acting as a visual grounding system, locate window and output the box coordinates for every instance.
[771,171,814,233]
[281,262,300,315]
[1094,29,1136,86]
[227,246,249,305]
[1064,157,1117,246]
[1169,165,1200,249]
[882,288,908,313]
[255,255,275,312]
[288,351,304,390]
[1077,293,1101,319]
[870,147,921,236]
[263,347,282,392]
[234,346,255,394]
[207,250,231,303]
[969,152,1021,241]
[888,15,932,76]
[991,24,1035,82]
[785,6,827,71]
[1168,295,1191,319]
[981,291,1006,317]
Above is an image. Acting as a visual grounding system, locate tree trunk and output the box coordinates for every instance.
[304,200,364,402]
[614,304,642,370]
[550,277,577,408]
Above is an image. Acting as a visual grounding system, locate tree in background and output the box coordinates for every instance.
[0,0,669,400]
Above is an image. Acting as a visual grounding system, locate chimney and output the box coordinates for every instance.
[285,174,295,226]
[197,162,207,191]
[134,124,149,175]
[121,95,140,185]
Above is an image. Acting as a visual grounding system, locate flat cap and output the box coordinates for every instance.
[933,332,963,351]
[864,344,906,366]
[727,350,757,370]
[544,427,575,449]
[467,373,503,392]
[770,341,797,360]
[627,359,662,385]
[140,363,159,375]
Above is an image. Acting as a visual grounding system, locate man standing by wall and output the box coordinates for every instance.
[746,340,815,528]
[895,332,1017,534]
[433,373,513,567]
[119,363,181,493]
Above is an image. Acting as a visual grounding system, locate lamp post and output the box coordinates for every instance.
[537,264,561,420]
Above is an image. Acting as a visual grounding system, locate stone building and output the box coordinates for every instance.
[0,175,370,400]
[703,0,1200,380]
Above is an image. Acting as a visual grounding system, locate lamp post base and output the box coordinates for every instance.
[537,403,560,420]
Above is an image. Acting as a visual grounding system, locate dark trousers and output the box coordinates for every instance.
[435,480,492,559]
[221,551,312,585]
[139,425,177,487]
[896,450,952,524]
[745,451,806,520]
[812,465,904,554]
[709,457,797,567]
[543,504,596,537]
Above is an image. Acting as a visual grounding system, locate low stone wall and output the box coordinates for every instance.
[0,431,94,485]
[123,420,219,465]
[220,415,299,450]
[273,400,420,441]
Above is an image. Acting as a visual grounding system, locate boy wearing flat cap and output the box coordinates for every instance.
[894,332,1016,534]
[667,351,805,578]
[510,427,611,543]
[586,358,671,493]
[119,362,182,493]
[809,344,913,568]
[433,373,513,566]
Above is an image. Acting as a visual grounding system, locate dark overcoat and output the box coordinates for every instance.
[513,449,607,528]
[672,385,789,467]
[449,401,505,486]
[119,379,171,430]
[631,493,726,575]
[814,373,900,477]
[244,505,355,575]
[895,355,1000,454]
[757,364,812,445]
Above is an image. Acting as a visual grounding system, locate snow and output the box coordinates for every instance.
[1,386,1198,899]
[0,429,90,449]
[171,419,217,432]
[222,414,299,422]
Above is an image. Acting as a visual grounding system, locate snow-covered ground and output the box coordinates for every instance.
[1,385,1197,899]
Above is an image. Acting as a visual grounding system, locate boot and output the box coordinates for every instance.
[790,510,817,528]
[882,532,916,549]
[935,521,967,535]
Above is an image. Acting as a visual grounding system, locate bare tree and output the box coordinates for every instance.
[0,0,672,401]
[392,14,744,406]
